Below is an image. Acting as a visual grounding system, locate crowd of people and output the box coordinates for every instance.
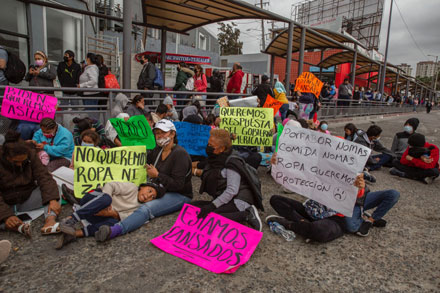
[0,48,439,265]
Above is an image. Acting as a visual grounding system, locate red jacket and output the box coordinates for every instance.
[400,142,439,169]
[227,70,244,93]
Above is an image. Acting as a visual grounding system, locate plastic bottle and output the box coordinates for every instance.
[268,221,296,241]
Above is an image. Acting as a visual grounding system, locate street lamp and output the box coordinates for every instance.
[427,54,438,101]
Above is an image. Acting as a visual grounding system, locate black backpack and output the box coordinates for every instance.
[4,50,26,84]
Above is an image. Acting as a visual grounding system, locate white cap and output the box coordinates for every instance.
[154,119,176,132]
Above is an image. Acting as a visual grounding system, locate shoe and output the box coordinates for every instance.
[265,215,292,229]
[356,221,372,237]
[423,176,436,184]
[59,223,77,236]
[389,168,406,178]
[55,233,77,250]
[246,205,262,232]
[0,240,11,264]
[95,225,111,242]
[373,219,387,228]
[61,184,79,205]
[60,217,77,227]
[363,170,376,183]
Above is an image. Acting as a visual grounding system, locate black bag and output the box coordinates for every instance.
[4,50,26,84]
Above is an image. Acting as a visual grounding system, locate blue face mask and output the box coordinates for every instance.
[81,141,94,147]
[404,125,413,133]
[320,124,328,131]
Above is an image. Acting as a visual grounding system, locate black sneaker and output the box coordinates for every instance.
[55,232,77,250]
[422,176,436,184]
[389,167,406,178]
[356,221,372,237]
[95,225,111,242]
[373,219,387,228]
[265,215,292,230]
[246,205,262,232]
[363,171,376,183]
[61,184,80,205]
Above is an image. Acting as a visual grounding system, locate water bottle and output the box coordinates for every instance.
[268,221,296,242]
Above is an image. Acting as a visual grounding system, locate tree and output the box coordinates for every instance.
[217,22,243,56]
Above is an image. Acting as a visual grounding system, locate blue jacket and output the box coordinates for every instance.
[33,124,74,160]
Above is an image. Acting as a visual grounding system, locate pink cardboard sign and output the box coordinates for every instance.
[1,86,58,123]
[150,204,263,274]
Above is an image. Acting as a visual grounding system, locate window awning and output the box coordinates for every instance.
[263,26,361,57]
[317,51,379,68]
[142,0,291,33]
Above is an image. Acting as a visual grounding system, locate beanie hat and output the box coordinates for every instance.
[408,133,425,147]
[144,182,166,199]
[405,118,420,131]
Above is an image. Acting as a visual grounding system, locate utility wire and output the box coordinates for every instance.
[394,0,428,59]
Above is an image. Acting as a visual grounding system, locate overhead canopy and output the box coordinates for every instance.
[142,0,291,33]
[264,26,360,57]
[317,51,379,68]
[352,64,400,76]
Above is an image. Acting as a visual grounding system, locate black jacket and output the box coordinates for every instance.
[252,83,274,107]
[137,62,156,90]
[57,61,81,94]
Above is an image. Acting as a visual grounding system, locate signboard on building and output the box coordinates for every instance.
[136,51,211,65]
[309,16,343,32]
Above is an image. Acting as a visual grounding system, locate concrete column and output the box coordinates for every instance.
[161,29,167,84]
[122,0,132,89]
[284,22,294,90]
[298,26,306,75]
[350,45,358,85]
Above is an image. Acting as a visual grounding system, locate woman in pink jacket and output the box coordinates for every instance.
[193,64,207,102]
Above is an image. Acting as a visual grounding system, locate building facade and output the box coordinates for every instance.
[397,63,413,77]
[416,61,439,78]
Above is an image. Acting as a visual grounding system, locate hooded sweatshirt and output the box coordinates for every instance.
[391,118,420,158]
[111,93,129,117]
[33,124,75,160]
[353,129,393,164]
[163,95,179,121]
[400,142,439,169]
[105,113,130,143]
[227,70,244,93]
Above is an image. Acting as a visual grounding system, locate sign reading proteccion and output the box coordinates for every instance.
[220,107,273,147]
[73,146,147,198]
[1,86,58,123]
[272,125,371,217]
[151,204,263,274]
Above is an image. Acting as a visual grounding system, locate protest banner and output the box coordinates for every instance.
[271,126,371,216]
[263,95,284,116]
[220,107,273,146]
[109,115,156,149]
[73,146,147,198]
[151,204,263,274]
[294,72,324,98]
[0,86,58,123]
[174,121,211,156]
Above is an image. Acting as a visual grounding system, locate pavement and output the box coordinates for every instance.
[1,111,439,292]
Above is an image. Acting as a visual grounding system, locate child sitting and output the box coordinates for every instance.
[56,181,165,249]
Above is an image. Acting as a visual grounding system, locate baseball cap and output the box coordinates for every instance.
[154,119,176,132]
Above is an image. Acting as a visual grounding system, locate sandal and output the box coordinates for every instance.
[41,222,61,235]
[17,223,32,239]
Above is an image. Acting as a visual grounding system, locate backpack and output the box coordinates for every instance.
[4,50,26,84]
[153,67,164,88]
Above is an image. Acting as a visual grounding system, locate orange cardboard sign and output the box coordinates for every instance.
[263,94,283,116]
[294,72,324,98]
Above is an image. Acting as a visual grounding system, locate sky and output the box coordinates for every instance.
[205,0,440,76]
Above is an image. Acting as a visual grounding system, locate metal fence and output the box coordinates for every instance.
[0,85,434,134]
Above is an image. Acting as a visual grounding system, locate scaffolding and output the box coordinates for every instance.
[291,0,384,50]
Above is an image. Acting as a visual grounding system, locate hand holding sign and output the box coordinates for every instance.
[109,115,156,149]
[263,95,284,117]
[294,72,324,98]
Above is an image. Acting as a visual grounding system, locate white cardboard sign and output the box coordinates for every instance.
[271,126,371,217]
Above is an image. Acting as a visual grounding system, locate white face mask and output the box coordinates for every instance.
[81,141,95,147]
[156,137,171,147]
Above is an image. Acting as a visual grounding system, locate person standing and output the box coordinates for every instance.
[137,54,156,103]
[193,64,208,103]
[173,62,194,106]
[426,100,432,113]
[207,69,224,105]
[273,79,289,120]
[0,46,8,94]
[57,50,81,106]
[252,75,274,107]
[226,62,244,98]
[78,53,100,112]
[338,78,353,107]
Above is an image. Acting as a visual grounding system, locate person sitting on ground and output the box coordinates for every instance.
[390,118,419,160]
[390,133,439,184]
[31,118,74,172]
[204,114,217,129]
[111,93,129,117]
[192,129,263,231]
[354,125,393,172]
[104,113,129,147]
[94,119,193,242]
[163,95,179,121]
[151,104,169,124]
[252,75,274,107]
[56,181,165,249]
[317,121,330,134]
[0,131,61,237]
[126,95,148,117]
[72,117,105,146]
[69,129,101,169]
[181,100,204,122]
[344,123,358,141]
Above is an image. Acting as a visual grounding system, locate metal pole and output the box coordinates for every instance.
[319,49,324,80]
[270,54,275,85]
[405,79,409,98]
[298,26,306,75]
[122,0,132,89]
[260,0,265,50]
[160,29,167,85]
[285,22,294,90]
[394,71,400,95]
[376,65,382,90]
[350,44,358,85]
[379,0,393,95]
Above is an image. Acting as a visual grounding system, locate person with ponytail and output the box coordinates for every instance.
[0,130,61,237]
[78,53,100,111]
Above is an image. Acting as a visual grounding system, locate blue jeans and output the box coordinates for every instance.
[118,192,191,235]
[344,189,400,233]
[367,154,393,171]
[16,121,40,140]
[279,104,289,121]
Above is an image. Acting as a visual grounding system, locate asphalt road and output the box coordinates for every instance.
[1,111,439,292]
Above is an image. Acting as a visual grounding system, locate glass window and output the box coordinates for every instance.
[45,8,83,63]
[0,33,28,66]
[0,0,27,35]
[199,33,206,50]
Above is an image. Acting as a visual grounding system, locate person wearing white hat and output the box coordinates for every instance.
[94,119,193,242]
